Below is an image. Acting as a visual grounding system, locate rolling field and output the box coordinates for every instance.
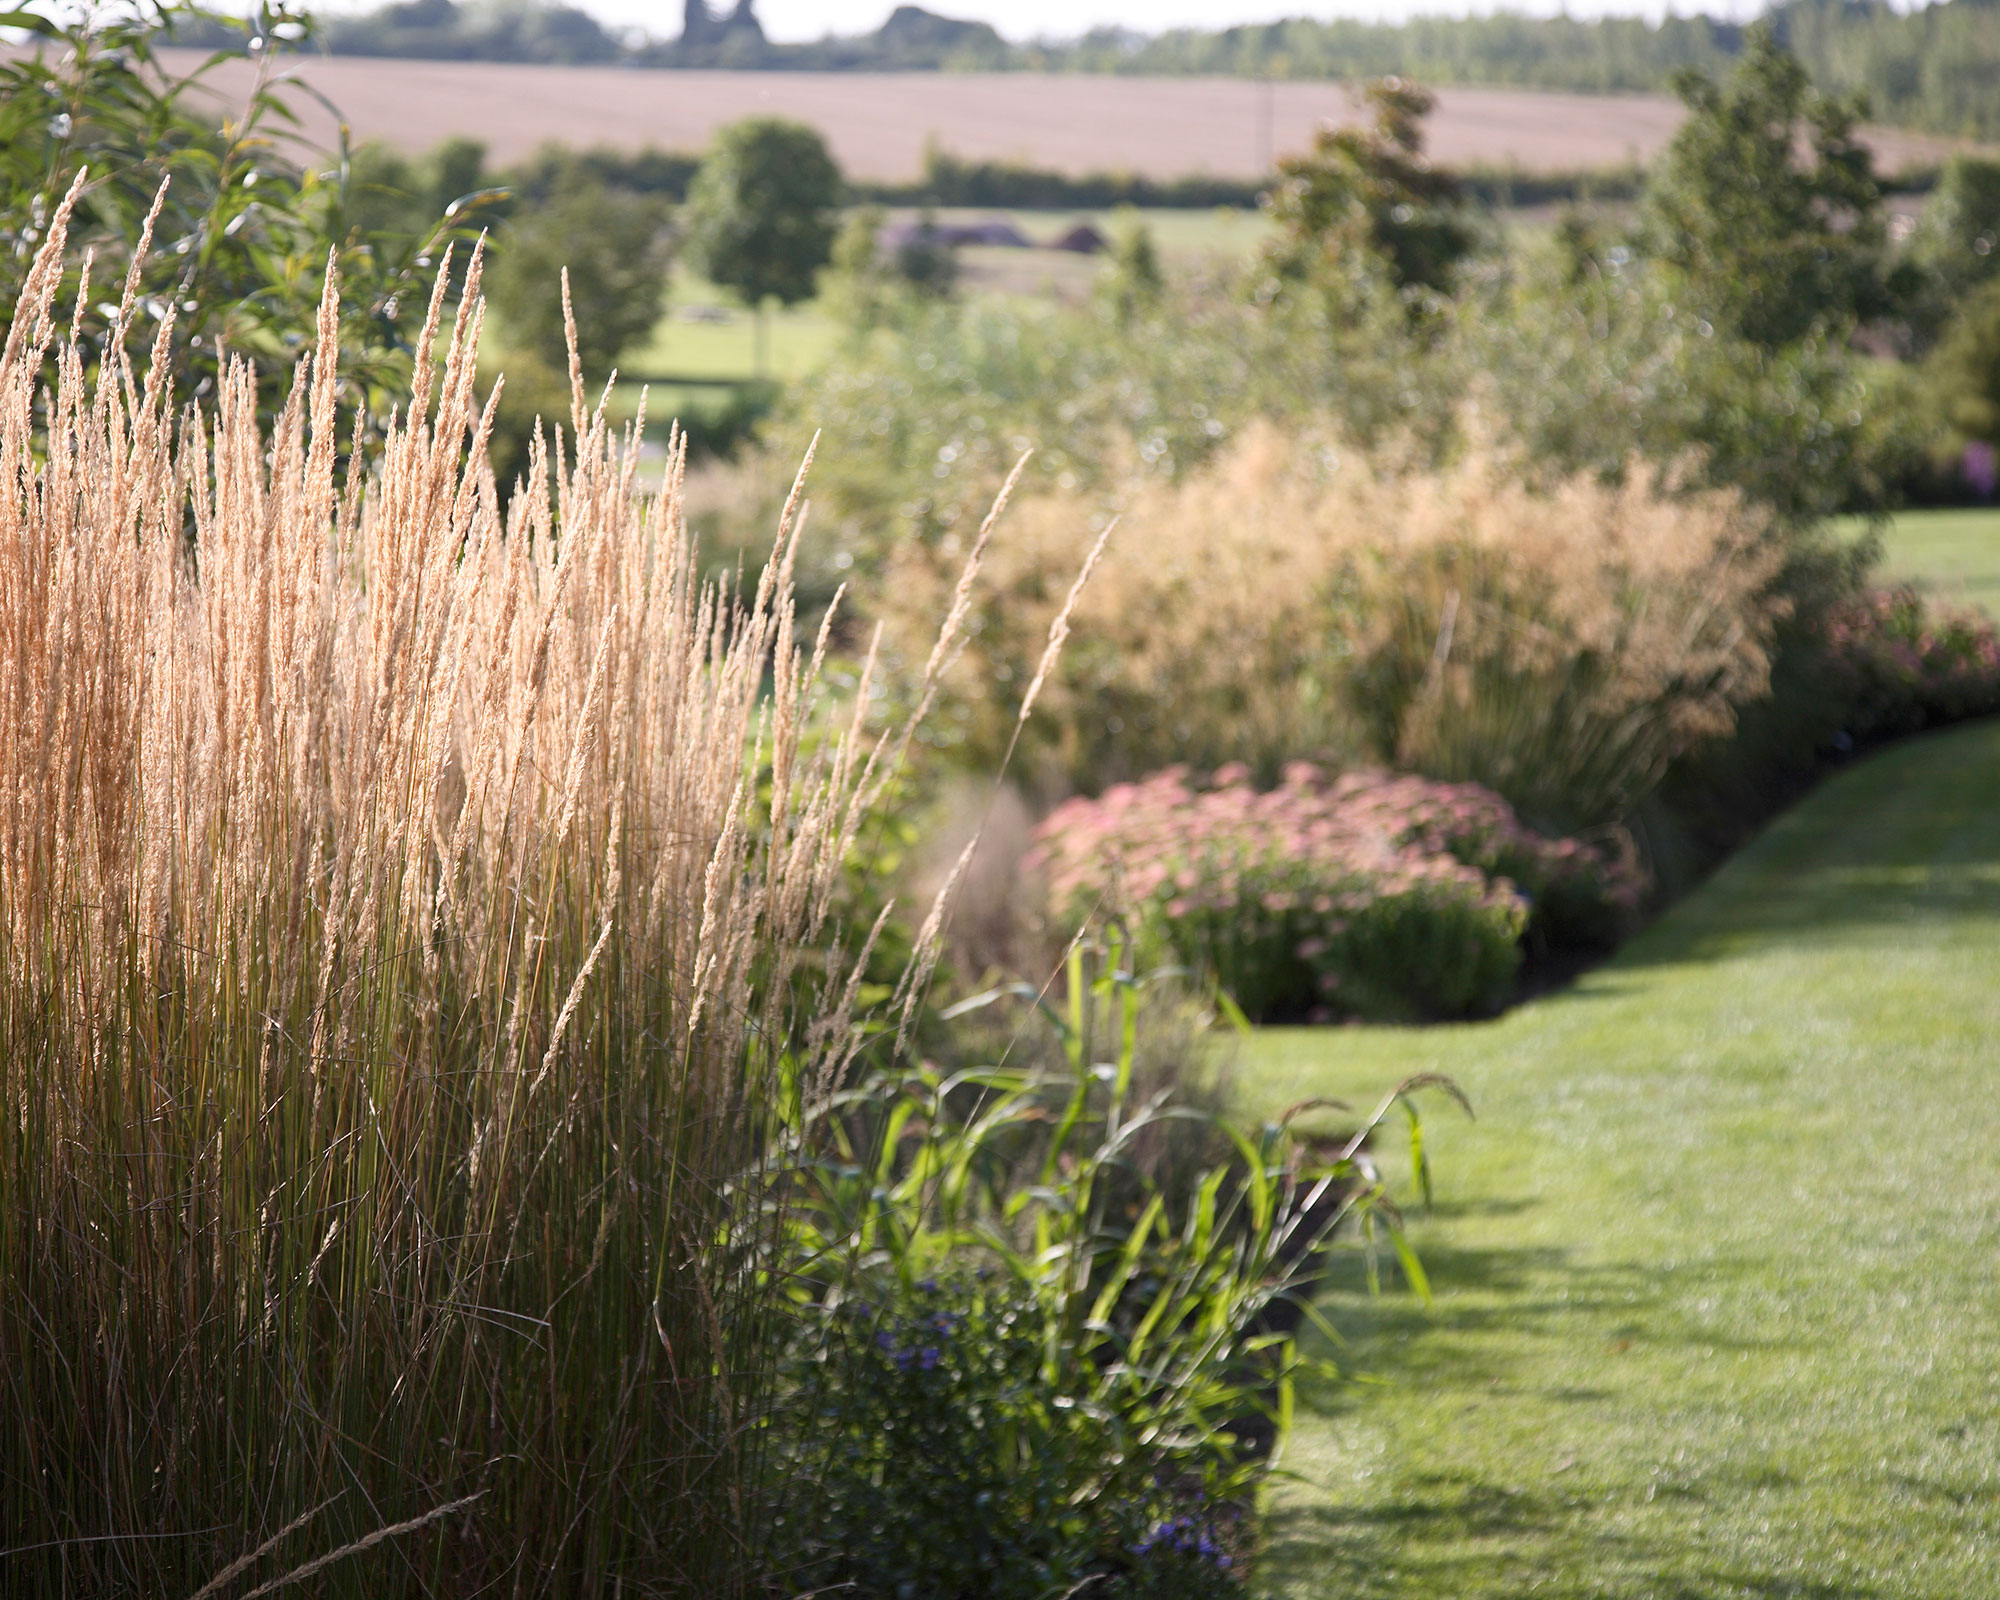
[152,50,1977,180]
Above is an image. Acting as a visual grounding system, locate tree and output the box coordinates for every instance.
[1261,77,1471,301]
[1906,155,2000,352]
[1642,27,1895,351]
[322,0,623,64]
[681,117,842,375]
[1932,278,2000,450]
[0,1,495,449]
[820,205,892,333]
[486,178,673,377]
[1103,208,1163,326]
[891,208,959,301]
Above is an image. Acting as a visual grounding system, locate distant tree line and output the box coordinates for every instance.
[168,0,2000,140]
[354,136,1667,218]
[1071,0,2000,141]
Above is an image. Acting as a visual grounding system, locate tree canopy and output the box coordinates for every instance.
[485,180,673,377]
[1262,79,1472,299]
[1642,27,1894,350]
[681,118,842,312]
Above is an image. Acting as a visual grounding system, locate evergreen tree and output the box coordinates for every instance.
[1643,27,1894,351]
[1261,78,1472,300]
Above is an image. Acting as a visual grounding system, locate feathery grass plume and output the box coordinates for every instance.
[0,200,963,1595]
[878,420,1786,828]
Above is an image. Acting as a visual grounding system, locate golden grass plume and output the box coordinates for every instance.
[0,177,929,1597]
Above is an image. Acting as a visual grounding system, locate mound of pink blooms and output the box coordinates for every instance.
[1817,587,2000,739]
[1030,764,1642,1022]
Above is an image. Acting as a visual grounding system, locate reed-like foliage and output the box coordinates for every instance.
[0,184,900,1597]
[773,931,1461,1597]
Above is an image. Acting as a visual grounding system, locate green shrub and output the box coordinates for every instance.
[778,1273,1247,1600]
[1451,245,1926,524]
[771,935,1460,1596]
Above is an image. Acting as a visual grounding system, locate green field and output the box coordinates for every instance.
[623,264,843,384]
[613,207,1266,386]
[1241,719,2000,1598]
[1844,506,2000,617]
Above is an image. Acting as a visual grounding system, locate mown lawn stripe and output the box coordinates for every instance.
[1244,719,2000,1600]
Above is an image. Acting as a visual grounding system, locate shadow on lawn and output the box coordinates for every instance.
[1261,1480,1884,1600]
[1305,1234,1812,1395]
[1614,857,2000,970]
[1297,1239,1667,1403]
[1267,1236,1876,1598]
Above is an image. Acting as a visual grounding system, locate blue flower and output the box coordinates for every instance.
[1132,1513,1231,1567]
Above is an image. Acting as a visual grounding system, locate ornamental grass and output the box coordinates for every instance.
[878,421,1789,832]
[0,183,928,1598]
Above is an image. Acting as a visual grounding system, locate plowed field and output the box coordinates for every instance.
[148,49,1973,177]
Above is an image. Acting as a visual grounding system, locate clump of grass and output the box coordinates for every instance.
[878,422,1789,831]
[0,184,911,1597]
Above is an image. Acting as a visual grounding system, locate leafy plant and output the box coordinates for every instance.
[0,1,497,441]
[770,932,1462,1596]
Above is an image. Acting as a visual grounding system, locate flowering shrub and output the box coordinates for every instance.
[1331,766,1647,951]
[1816,586,2000,742]
[1031,764,1644,1021]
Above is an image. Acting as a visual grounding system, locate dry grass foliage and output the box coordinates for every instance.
[0,185,936,1596]
[881,422,1788,827]
[883,425,1361,794]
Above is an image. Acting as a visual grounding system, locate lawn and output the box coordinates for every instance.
[1241,718,2000,1598]
[1843,505,2000,617]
